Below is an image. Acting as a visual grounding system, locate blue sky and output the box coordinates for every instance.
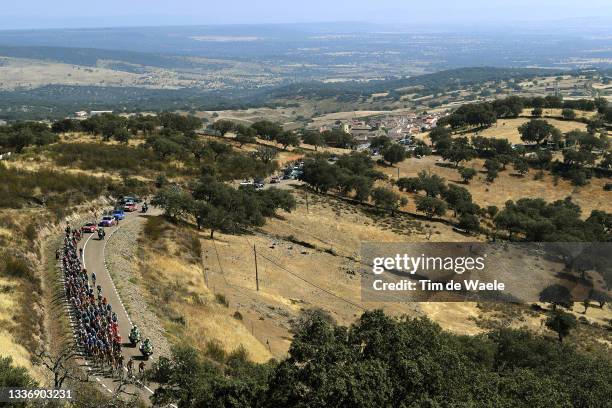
[2,0,612,29]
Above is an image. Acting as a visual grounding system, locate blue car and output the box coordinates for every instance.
[113,209,126,220]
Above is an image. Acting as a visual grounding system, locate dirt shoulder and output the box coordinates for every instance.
[105,212,172,360]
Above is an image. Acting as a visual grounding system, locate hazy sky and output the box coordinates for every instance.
[2,0,612,29]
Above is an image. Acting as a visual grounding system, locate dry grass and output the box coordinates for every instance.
[138,219,272,363]
[380,155,612,216]
[460,118,588,145]
[197,190,486,357]
[0,259,44,382]
[519,108,596,120]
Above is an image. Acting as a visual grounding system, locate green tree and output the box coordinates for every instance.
[152,185,193,220]
[416,196,447,219]
[301,131,325,151]
[561,108,576,120]
[234,126,257,147]
[370,187,407,215]
[113,127,131,144]
[428,126,452,147]
[396,177,421,192]
[458,213,480,233]
[322,129,354,149]
[486,167,499,183]
[369,135,392,151]
[417,170,446,197]
[207,140,233,161]
[251,120,283,140]
[254,146,278,164]
[540,284,573,311]
[513,159,529,176]
[545,310,577,343]
[212,119,236,136]
[588,289,610,308]
[382,144,406,166]
[440,137,475,167]
[518,119,557,146]
[9,128,34,153]
[275,131,300,150]
[302,157,337,193]
[459,167,477,184]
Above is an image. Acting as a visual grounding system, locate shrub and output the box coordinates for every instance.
[0,164,110,211]
[205,340,227,363]
[215,293,229,307]
[143,216,168,242]
[49,143,166,174]
[0,356,37,388]
[1,255,32,279]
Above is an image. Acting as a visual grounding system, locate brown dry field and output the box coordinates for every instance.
[519,108,597,120]
[137,220,273,363]
[197,188,611,359]
[200,189,490,358]
[379,155,612,216]
[414,118,588,145]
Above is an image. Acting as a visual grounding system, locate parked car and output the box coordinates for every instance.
[124,202,137,212]
[98,216,116,227]
[112,209,126,220]
[81,222,98,233]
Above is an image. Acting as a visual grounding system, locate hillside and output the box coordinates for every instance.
[0,96,610,406]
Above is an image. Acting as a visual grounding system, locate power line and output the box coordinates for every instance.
[253,246,365,311]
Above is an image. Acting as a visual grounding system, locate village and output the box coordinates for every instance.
[311,110,448,148]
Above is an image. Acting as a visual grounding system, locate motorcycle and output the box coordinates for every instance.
[141,204,148,213]
[97,229,106,240]
[129,331,141,347]
[139,343,153,360]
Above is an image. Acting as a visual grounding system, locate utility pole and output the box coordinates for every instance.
[305,194,309,213]
[397,167,400,179]
[253,245,259,291]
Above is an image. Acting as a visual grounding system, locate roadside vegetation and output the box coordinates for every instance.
[150,309,612,407]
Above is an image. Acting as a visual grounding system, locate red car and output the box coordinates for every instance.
[81,222,98,233]
[124,202,137,212]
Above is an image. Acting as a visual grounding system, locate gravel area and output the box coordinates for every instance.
[106,215,171,359]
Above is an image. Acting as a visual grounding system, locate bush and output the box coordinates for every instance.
[0,164,110,211]
[0,355,37,388]
[49,143,166,174]
[1,255,32,279]
[24,222,38,242]
[567,168,588,186]
[205,340,227,363]
[215,293,229,307]
[143,216,168,242]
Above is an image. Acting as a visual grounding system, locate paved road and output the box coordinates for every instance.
[67,207,163,403]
